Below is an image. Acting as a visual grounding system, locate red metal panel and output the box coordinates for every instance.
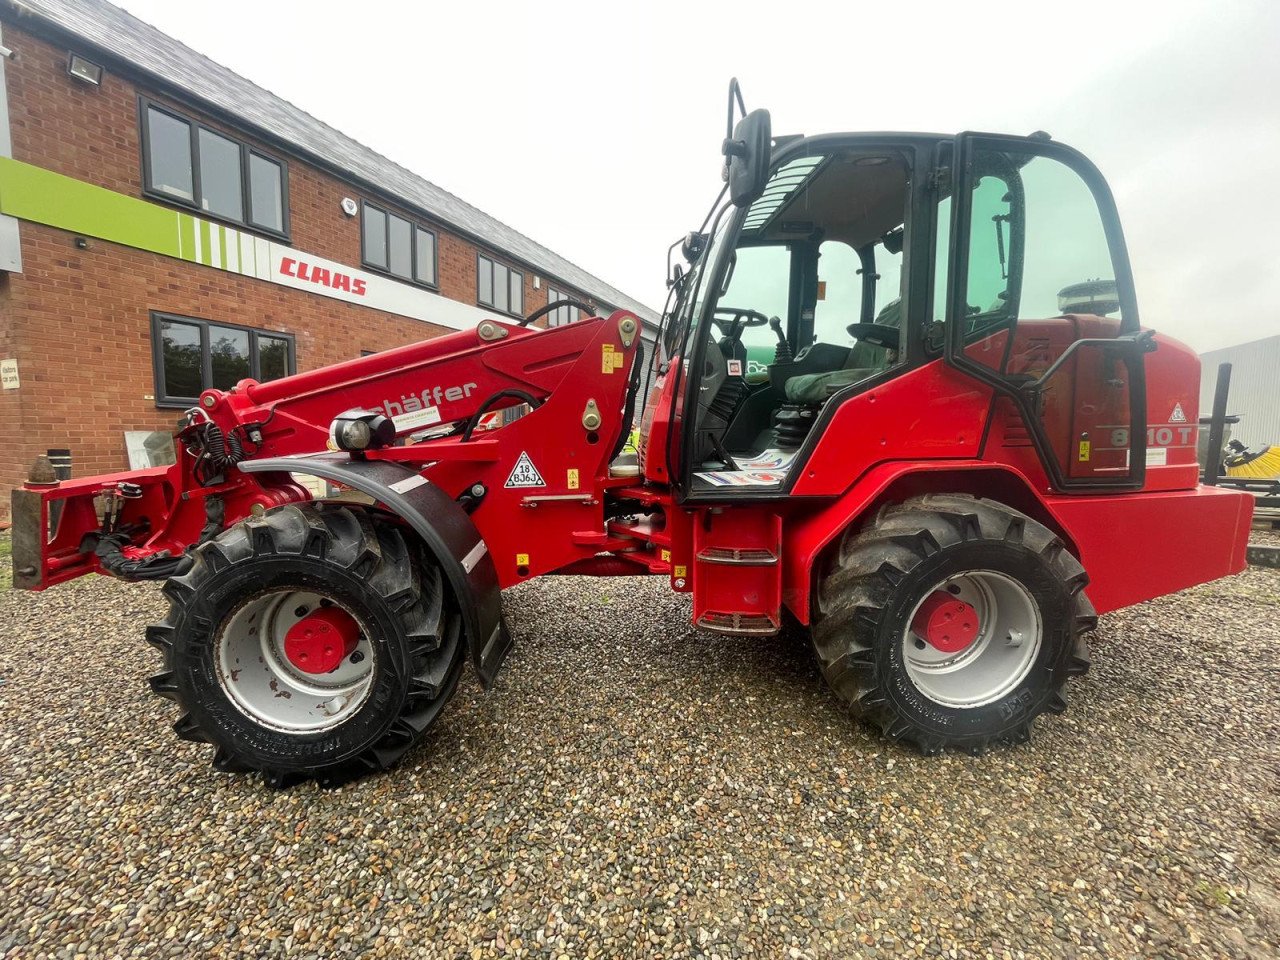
[1041,485,1252,614]
[409,316,641,588]
[640,362,681,484]
[691,508,782,628]
[789,361,992,496]
[781,458,1253,624]
[1139,332,1203,491]
[782,460,1021,622]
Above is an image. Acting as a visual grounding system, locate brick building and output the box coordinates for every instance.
[0,0,658,517]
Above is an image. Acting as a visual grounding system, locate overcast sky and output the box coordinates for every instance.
[118,0,1280,353]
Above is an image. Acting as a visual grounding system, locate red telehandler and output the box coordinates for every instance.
[11,84,1253,786]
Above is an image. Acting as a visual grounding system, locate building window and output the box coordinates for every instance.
[151,312,295,407]
[546,286,584,326]
[361,202,437,286]
[141,100,289,238]
[477,254,523,317]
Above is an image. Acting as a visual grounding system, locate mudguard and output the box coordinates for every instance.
[238,454,512,688]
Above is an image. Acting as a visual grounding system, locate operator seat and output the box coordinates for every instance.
[783,299,903,403]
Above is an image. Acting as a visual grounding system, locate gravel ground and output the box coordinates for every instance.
[1,535,1278,959]
[1251,525,1280,547]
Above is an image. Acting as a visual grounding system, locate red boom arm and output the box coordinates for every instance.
[12,312,645,590]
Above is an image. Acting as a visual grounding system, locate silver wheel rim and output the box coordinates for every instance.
[215,590,375,733]
[902,570,1042,709]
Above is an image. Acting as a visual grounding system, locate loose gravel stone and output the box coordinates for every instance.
[0,534,1277,958]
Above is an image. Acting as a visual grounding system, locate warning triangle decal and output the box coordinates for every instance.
[504,451,546,488]
[1170,402,1187,423]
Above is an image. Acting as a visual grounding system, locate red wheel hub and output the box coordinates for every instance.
[283,605,361,674]
[911,590,980,653]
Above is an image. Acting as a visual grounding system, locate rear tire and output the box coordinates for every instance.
[146,503,465,787]
[812,494,1094,755]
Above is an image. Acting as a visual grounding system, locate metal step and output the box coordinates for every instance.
[695,611,780,637]
[696,546,778,565]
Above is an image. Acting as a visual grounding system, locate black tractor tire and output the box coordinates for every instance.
[812,494,1095,755]
[146,502,465,788]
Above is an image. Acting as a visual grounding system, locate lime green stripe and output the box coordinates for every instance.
[179,212,197,260]
[197,219,212,266]
[0,156,184,256]
[0,157,248,275]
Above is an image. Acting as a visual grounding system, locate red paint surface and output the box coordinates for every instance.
[790,361,991,497]
[912,591,980,653]
[284,606,360,674]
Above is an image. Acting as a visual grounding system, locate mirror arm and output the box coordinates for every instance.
[722,78,748,181]
[726,77,746,135]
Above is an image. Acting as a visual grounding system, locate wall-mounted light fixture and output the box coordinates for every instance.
[67,53,103,85]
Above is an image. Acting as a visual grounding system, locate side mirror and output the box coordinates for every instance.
[681,231,708,264]
[724,108,772,207]
[721,79,771,208]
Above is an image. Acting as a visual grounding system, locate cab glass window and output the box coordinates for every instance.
[870,231,905,325]
[948,146,1125,372]
[813,240,859,344]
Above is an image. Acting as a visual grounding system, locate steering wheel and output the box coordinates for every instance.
[846,322,900,349]
[712,307,770,340]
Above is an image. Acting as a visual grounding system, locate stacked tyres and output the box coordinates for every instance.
[146,503,465,787]
[812,494,1094,754]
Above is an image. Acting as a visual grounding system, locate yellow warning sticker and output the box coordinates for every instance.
[613,351,624,369]
[602,343,615,374]
[516,553,529,566]
[673,565,687,578]
[567,468,580,490]
[661,549,671,562]
[1077,440,1091,462]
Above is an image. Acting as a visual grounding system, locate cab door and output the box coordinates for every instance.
[942,134,1150,490]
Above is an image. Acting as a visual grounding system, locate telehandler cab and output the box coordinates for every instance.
[12,82,1253,786]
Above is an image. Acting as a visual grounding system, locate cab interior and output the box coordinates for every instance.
[687,147,913,491]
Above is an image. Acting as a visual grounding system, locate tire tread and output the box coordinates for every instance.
[146,502,465,788]
[811,494,1094,755]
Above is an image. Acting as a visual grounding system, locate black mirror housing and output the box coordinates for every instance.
[681,231,708,264]
[725,108,772,207]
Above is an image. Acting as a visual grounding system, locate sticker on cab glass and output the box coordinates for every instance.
[727,359,743,377]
